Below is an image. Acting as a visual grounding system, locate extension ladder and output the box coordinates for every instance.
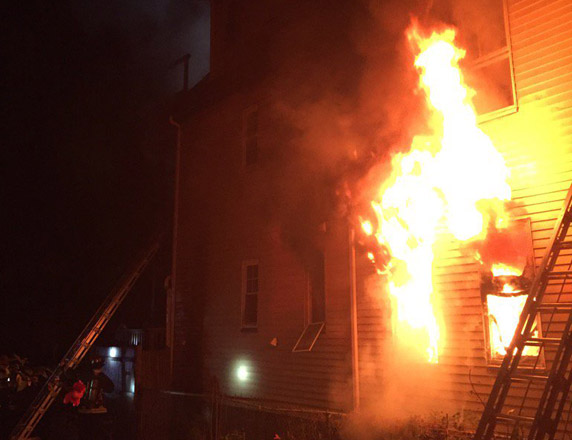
[9,237,161,440]
[475,184,572,440]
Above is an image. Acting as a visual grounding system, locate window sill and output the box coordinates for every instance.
[477,104,518,124]
[240,326,258,333]
[485,355,546,371]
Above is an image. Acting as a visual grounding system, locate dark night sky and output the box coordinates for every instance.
[1,1,209,362]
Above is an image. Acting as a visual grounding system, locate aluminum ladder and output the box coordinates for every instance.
[475,184,572,440]
[9,237,161,440]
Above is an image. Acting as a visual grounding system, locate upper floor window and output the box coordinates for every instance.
[241,260,259,329]
[432,0,517,120]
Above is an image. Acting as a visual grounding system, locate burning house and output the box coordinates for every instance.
[138,0,572,438]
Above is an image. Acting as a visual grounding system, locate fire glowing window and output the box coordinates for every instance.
[484,292,542,364]
[480,219,543,365]
[241,261,259,329]
[430,0,517,118]
[243,107,259,166]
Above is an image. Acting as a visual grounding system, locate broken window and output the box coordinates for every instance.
[241,261,259,329]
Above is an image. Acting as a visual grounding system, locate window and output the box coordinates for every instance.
[241,261,259,329]
[480,219,544,366]
[243,107,259,166]
[293,250,326,352]
[293,322,325,352]
[307,250,326,324]
[432,0,517,119]
[484,293,542,365]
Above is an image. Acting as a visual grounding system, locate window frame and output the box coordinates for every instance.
[293,250,326,352]
[480,218,544,367]
[292,322,325,353]
[471,0,518,123]
[304,250,326,326]
[241,259,259,330]
[482,293,545,367]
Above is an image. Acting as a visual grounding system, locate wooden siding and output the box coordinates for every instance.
[174,92,353,411]
[353,0,572,420]
[453,0,572,417]
[172,0,572,421]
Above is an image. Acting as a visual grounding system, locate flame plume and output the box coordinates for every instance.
[360,24,511,363]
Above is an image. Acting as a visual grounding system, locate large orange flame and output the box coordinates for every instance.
[360,24,512,363]
[491,263,523,277]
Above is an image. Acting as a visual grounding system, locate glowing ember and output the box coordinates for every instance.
[362,220,374,236]
[492,263,523,277]
[359,24,511,363]
[487,294,539,358]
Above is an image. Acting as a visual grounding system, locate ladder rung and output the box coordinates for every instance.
[525,337,561,345]
[512,373,549,382]
[496,413,535,424]
[557,241,572,250]
[547,271,572,280]
[537,302,572,311]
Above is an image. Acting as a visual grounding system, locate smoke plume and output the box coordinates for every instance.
[252,0,518,436]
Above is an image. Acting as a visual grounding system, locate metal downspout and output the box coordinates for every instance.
[349,227,360,410]
[168,115,181,385]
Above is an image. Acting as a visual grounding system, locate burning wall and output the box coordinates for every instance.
[344,0,571,426]
[357,23,512,364]
[179,0,572,429]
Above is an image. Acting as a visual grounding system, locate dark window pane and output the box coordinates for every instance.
[246,278,258,294]
[309,251,325,323]
[465,57,514,115]
[243,294,258,326]
[247,264,258,279]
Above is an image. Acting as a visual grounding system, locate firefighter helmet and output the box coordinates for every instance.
[90,355,105,370]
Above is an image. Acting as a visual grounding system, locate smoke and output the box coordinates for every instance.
[471,220,532,272]
[253,0,516,436]
[262,0,510,254]
[262,0,429,264]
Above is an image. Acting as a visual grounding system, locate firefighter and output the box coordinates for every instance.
[78,356,114,440]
